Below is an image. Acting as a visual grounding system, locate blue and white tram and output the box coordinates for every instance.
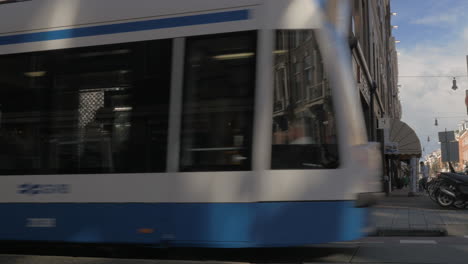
[0,0,381,247]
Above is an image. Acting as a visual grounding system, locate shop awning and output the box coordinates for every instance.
[386,119,422,159]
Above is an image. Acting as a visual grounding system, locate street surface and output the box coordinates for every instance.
[3,236,468,264]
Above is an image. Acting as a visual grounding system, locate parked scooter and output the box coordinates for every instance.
[433,172,468,208]
[426,176,442,202]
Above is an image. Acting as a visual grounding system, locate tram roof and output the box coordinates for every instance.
[0,0,325,35]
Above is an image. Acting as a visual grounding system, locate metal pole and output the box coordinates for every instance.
[410,158,417,195]
[445,128,450,168]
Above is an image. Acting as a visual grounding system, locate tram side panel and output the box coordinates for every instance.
[0,0,377,247]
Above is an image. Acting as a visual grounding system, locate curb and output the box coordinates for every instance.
[371,228,447,237]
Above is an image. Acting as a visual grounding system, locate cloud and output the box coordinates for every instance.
[409,3,468,27]
[464,27,468,43]
[412,13,457,25]
[398,25,468,156]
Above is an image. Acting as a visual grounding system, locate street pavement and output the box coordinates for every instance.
[4,237,468,264]
[371,187,468,236]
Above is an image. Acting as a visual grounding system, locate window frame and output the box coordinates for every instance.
[179,30,258,172]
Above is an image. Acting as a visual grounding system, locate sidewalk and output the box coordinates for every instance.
[370,187,468,236]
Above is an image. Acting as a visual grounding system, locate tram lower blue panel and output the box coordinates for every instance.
[0,201,368,247]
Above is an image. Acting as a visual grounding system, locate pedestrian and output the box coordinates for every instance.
[419,161,429,191]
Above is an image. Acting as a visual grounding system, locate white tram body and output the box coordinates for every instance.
[0,0,381,247]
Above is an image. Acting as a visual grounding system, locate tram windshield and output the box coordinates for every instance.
[272,30,339,170]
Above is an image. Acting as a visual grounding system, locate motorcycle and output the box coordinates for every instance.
[426,177,442,202]
[433,172,468,208]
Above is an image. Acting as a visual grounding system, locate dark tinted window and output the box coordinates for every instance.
[180,31,256,171]
[0,39,172,175]
[272,30,339,169]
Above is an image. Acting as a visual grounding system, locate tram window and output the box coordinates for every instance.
[0,39,172,175]
[180,31,256,171]
[271,30,339,169]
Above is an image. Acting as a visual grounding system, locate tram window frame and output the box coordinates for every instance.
[179,31,257,172]
[0,38,172,175]
[271,30,340,170]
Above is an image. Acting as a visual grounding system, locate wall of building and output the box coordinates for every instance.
[350,0,402,192]
[351,0,401,141]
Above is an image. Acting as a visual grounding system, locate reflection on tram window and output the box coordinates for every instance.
[180,32,256,171]
[0,40,172,175]
[272,30,339,169]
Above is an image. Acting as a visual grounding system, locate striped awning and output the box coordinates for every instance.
[387,119,422,158]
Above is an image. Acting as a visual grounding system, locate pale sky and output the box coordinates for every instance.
[391,0,468,156]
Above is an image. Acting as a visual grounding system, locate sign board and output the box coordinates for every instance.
[441,141,459,162]
[438,131,455,143]
[384,142,399,154]
[465,90,468,115]
[378,118,390,129]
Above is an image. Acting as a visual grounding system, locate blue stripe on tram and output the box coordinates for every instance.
[0,201,368,247]
[0,9,250,46]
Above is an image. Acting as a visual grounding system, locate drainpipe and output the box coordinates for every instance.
[369,81,377,141]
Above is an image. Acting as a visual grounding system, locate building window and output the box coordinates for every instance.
[304,55,313,100]
[0,39,172,175]
[357,64,362,83]
[180,31,256,171]
[274,68,288,113]
[294,62,303,103]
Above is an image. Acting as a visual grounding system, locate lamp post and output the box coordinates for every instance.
[443,128,451,170]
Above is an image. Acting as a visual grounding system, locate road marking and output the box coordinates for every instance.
[361,241,385,244]
[330,241,360,244]
[400,240,437,244]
